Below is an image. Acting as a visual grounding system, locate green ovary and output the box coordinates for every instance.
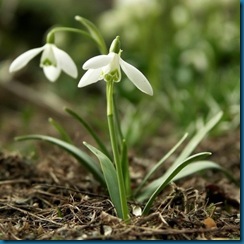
[104,69,120,82]
[42,59,56,67]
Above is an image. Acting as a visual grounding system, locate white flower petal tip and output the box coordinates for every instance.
[120,59,153,96]
[43,66,61,82]
[9,43,77,81]
[9,47,44,73]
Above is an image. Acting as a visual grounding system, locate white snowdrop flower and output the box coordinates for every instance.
[78,36,153,96]
[9,43,78,82]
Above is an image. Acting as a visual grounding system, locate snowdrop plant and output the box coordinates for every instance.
[11,16,234,222]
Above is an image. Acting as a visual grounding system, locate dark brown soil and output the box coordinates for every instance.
[0,111,240,240]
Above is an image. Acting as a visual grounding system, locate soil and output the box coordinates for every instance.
[0,109,240,240]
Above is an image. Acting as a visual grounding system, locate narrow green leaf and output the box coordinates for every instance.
[173,161,239,185]
[48,117,73,143]
[136,111,223,201]
[83,142,123,219]
[113,93,124,146]
[134,133,188,196]
[15,135,104,185]
[172,111,223,167]
[64,107,112,160]
[142,152,211,215]
[75,15,107,54]
[121,139,131,197]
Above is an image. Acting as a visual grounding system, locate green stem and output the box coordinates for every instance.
[113,93,124,149]
[113,93,131,197]
[106,81,129,221]
[46,27,94,44]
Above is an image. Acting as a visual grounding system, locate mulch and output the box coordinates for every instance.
[0,129,240,240]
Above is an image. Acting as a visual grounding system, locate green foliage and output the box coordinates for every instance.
[64,107,111,159]
[84,142,123,219]
[15,134,105,185]
[75,15,107,54]
[14,107,231,221]
[48,117,73,143]
[134,133,188,196]
[142,152,212,215]
[135,111,229,202]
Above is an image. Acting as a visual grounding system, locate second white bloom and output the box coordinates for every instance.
[9,43,78,82]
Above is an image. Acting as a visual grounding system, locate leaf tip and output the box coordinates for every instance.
[218,110,224,117]
[14,136,20,141]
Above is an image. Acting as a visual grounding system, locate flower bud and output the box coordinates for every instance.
[109,36,121,54]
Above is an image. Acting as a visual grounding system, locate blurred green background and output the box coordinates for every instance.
[0,0,240,148]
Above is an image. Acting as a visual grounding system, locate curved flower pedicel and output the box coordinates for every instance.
[9,43,78,82]
[78,36,153,96]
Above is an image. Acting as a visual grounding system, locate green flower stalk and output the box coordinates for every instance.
[107,79,129,221]
[78,36,153,221]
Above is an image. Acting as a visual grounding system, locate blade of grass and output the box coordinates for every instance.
[142,152,211,215]
[173,160,239,185]
[121,139,131,198]
[15,135,105,185]
[75,15,107,54]
[64,107,111,160]
[134,133,188,196]
[84,142,123,219]
[136,112,223,202]
[172,111,223,167]
[48,117,73,143]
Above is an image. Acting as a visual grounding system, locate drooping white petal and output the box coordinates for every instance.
[43,66,61,82]
[9,47,44,72]
[83,55,112,70]
[120,58,153,96]
[52,45,78,78]
[78,68,102,87]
